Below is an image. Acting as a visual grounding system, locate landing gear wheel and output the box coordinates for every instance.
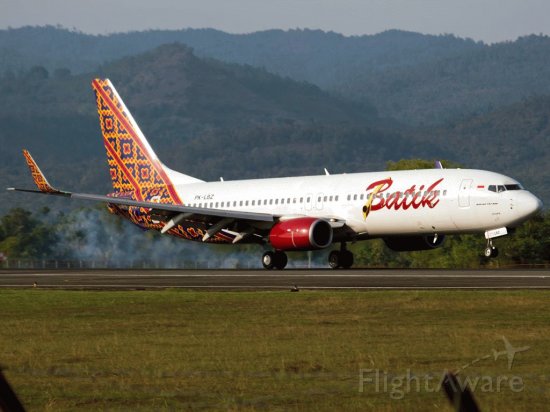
[328,250,340,269]
[484,246,499,258]
[329,243,355,269]
[262,251,275,270]
[273,251,288,270]
[262,251,287,270]
[340,250,354,269]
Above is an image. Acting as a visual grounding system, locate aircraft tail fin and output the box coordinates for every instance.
[91,79,201,203]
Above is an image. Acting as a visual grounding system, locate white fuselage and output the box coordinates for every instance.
[169,168,542,238]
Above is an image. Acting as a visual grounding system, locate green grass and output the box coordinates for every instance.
[1,290,549,411]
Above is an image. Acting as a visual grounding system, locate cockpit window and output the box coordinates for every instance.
[488,184,523,193]
[505,184,523,191]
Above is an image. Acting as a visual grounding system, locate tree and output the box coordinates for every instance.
[0,208,57,259]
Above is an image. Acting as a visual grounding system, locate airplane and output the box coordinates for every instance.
[7,79,543,269]
[492,336,530,370]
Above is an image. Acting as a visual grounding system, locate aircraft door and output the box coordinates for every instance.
[316,192,324,210]
[458,179,473,207]
[305,193,313,211]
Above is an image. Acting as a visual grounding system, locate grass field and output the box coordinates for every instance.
[1,289,549,411]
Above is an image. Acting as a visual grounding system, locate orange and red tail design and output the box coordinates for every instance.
[91,78,182,204]
[22,149,62,194]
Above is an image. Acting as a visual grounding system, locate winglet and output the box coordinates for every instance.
[22,149,62,194]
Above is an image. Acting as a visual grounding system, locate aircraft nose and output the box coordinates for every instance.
[524,193,543,217]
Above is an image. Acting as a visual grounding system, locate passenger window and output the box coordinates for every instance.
[347,194,351,201]
[353,194,357,200]
[318,196,322,202]
[329,196,333,202]
[307,197,311,202]
[281,199,285,204]
[239,201,243,206]
[209,202,213,208]
[252,200,255,206]
[293,198,296,203]
[269,199,273,205]
[360,194,364,200]
[335,195,339,201]
[264,200,268,205]
[300,197,303,203]
[323,196,327,202]
[287,198,291,203]
[275,199,279,205]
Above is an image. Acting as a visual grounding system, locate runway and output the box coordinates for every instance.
[0,269,549,290]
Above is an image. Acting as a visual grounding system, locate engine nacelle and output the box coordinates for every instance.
[383,235,446,252]
[269,217,333,251]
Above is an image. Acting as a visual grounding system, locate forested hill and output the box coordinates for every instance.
[0,26,481,88]
[0,43,417,215]
[340,35,550,125]
[4,26,550,125]
[0,29,548,215]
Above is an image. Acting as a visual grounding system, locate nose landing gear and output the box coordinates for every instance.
[484,240,499,258]
[328,243,354,269]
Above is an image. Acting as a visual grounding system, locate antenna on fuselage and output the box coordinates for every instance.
[434,160,444,169]
[324,168,330,175]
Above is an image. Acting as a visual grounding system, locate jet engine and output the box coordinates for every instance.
[269,217,333,251]
[383,235,445,252]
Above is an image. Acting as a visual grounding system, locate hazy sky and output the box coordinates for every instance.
[1,0,549,43]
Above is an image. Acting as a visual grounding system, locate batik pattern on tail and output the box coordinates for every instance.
[22,149,61,193]
[91,78,182,205]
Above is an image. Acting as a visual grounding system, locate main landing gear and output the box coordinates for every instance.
[328,243,354,269]
[484,240,499,258]
[262,251,288,270]
[262,244,355,270]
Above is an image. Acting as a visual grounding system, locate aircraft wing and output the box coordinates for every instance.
[7,186,275,223]
[8,150,275,226]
